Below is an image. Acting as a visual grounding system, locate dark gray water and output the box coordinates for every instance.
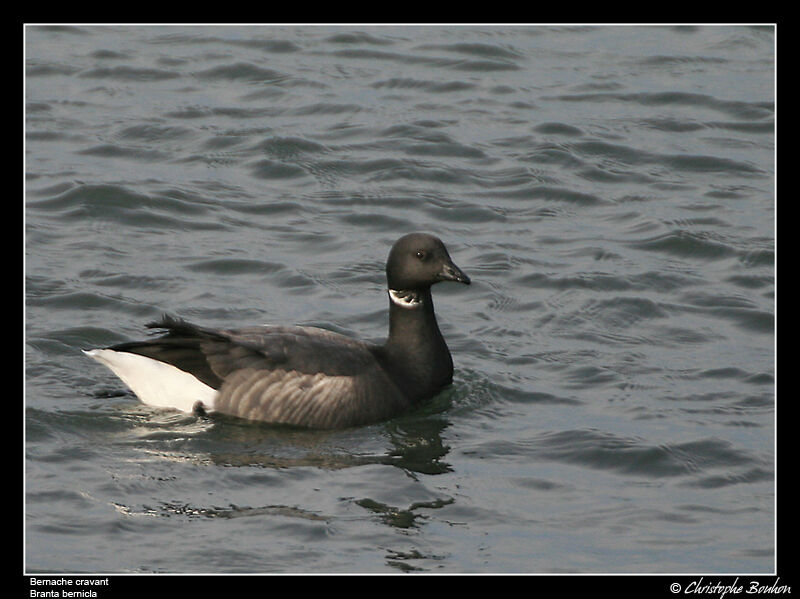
[25,25,775,574]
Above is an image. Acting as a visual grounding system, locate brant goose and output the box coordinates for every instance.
[84,233,471,429]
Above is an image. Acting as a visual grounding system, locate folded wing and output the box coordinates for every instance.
[114,315,407,428]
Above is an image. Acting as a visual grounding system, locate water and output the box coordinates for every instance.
[25,25,775,574]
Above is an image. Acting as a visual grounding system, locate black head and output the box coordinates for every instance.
[386,233,471,291]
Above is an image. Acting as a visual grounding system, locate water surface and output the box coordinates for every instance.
[25,24,775,574]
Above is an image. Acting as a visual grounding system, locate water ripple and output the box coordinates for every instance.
[629,230,739,260]
[475,430,769,482]
[545,91,773,120]
[78,65,180,81]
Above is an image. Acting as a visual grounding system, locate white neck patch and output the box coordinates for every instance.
[388,289,423,308]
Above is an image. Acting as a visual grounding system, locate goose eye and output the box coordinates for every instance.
[415,250,426,260]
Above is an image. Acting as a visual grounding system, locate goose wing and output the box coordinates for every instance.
[117,316,404,428]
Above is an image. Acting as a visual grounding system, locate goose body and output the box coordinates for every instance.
[84,233,470,429]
